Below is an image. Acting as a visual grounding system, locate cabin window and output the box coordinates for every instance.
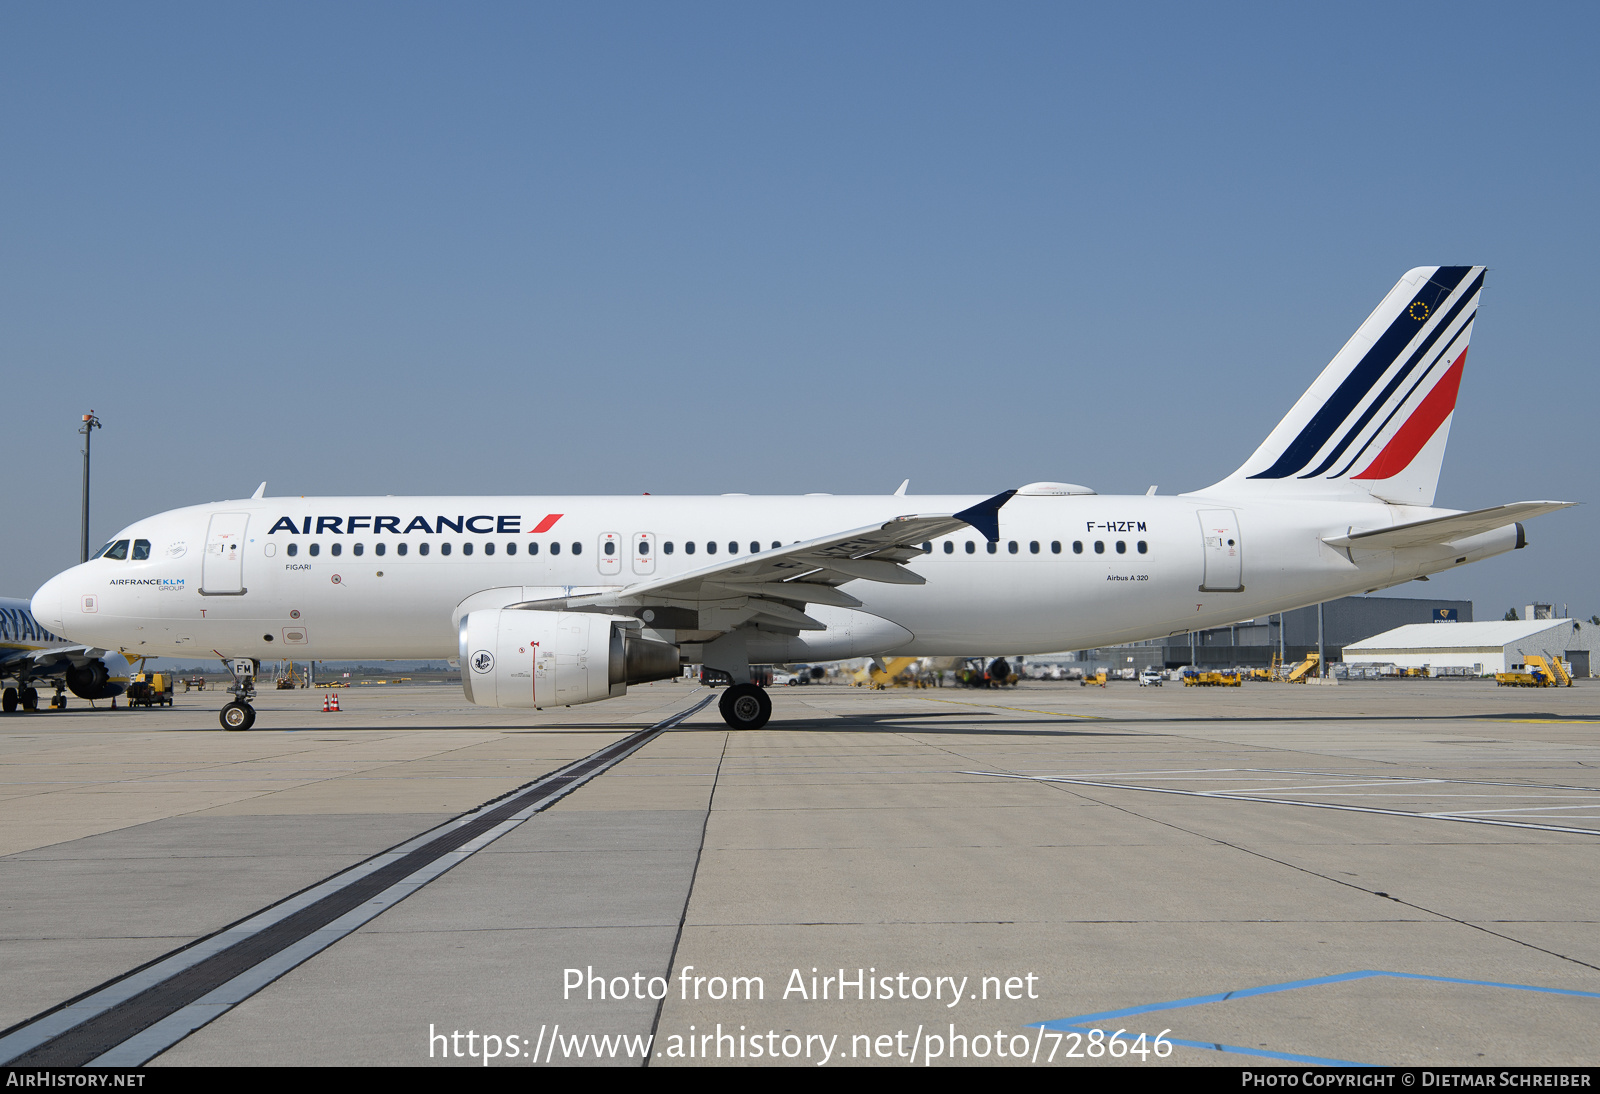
[986,542,998,554]
[1072,541,1083,554]
[750,541,760,554]
[771,541,781,550]
[397,543,407,556]
[527,542,537,555]
[1137,540,1148,554]
[686,542,696,555]
[1008,541,1018,554]
[353,543,364,557]
[309,543,321,557]
[287,543,299,558]
[463,542,473,556]
[707,541,718,555]
[1030,541,1040,554]
[375,543,385,557]
[728,541,738,554]
[1052,541,1061,553]
[604,540,615,556]
[418,542,428,556]
[965,541,975,554]
[484,542,495,556]
[1094,541,1105,554]
[549,542,560,556]
[331,543,343,557]
[506,542,516,556]
[571,542,582,555]
[1115,540,1126,554]
[441,542,452,556]
[664,541,674,555]
[944,541,954,554]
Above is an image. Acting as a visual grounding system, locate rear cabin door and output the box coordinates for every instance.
[201,513,249,595]
[1197,509,1243,592]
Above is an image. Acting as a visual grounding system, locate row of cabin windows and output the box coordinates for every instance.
[104,535,1149,562]
[284,540,584,558]
[932,539,1148,555]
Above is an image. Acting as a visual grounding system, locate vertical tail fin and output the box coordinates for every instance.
[1207,266,1485,505]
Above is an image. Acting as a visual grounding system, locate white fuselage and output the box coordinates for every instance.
[30,490,1519,665]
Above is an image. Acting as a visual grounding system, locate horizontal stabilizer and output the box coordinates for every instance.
[1323,501,1573,550]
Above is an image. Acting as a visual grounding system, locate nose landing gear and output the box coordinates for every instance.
[219,658,258,731]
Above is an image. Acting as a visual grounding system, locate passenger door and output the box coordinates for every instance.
[1197,509,1243,592]
[200,513,249,596]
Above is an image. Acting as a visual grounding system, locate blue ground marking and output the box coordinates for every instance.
[1035,970,1600,1066]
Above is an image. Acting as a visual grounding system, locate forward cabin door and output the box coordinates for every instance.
[1197,509,1243,592]
[201,513,249,595]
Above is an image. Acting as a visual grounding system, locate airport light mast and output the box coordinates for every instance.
[79,411,101,563]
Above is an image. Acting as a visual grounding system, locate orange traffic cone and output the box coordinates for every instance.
[322,693,332,712]
[330,692,340,712]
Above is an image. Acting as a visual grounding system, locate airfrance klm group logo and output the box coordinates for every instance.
[267,514,564,536]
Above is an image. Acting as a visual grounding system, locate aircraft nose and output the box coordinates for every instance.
[31,570,70,633]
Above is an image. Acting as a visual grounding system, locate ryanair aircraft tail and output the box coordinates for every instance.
[1209,266,1485,506]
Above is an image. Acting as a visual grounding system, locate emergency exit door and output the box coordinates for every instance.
[1197,509,1243,592]
[201,512,249,595]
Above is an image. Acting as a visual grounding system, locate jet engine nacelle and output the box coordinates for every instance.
[65,660,123,700]
[458,609,680,709]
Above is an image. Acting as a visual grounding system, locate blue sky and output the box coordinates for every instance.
[2,3,1594,621]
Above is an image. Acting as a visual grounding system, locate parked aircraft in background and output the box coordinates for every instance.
[0,597,127,711]
[30,267,1570,730]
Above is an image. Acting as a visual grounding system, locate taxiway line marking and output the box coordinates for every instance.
[0,695,714,1067]
[968,772,1600,836]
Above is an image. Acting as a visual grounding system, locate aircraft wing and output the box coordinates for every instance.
[508,489,1017,632]
[1323,501,1573,551]
[0,644,109,677]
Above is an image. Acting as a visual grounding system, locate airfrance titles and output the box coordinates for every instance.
[267,515,544,536]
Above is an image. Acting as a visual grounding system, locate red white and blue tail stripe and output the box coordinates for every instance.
[1215,266,1484,505]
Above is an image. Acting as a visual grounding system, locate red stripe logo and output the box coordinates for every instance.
[530,513,563,534]
[1351,349,1467,480]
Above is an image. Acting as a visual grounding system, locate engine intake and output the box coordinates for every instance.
[459,609,679,709]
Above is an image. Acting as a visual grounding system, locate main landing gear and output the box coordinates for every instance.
[4,686,40,712]
[718,683,772,730]
[219,658,258,731]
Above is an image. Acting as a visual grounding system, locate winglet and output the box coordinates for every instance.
[952,489,1017,543]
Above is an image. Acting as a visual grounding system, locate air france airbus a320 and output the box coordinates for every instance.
[31,267,1571,731]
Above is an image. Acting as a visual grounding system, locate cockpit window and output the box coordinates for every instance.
[91,541,115,559]
[131,539,151,560]
[103,540,129,560]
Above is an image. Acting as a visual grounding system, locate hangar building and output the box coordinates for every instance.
[1342,618,1596,677]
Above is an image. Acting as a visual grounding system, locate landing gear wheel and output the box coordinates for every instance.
[718,683,771,730]
[51,694,67,710]
[20,687,38,712]
[220,701,256,731]
[2,688,16,713]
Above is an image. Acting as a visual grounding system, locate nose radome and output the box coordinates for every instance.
[31,571,68,633]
